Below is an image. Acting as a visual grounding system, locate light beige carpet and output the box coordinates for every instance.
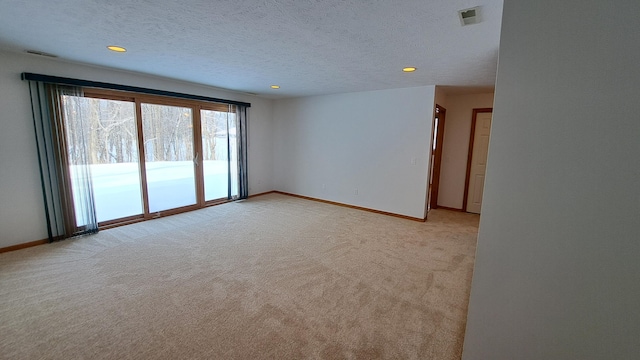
[0,193,479,359]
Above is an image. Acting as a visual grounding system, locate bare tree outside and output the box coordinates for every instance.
[62,96,143,222]
[141,103,197,212]
[201,109,237,200]
[61,96,237,223]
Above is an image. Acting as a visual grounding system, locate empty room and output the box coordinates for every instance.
[1,0,639,359]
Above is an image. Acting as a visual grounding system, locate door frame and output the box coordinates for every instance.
[429,104,447,210]
[463,108,493,212]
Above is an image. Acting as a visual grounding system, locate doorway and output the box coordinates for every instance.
[463,108,493,214]
[427,104,446,211]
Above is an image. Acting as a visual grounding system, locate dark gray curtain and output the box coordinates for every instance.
[235,106,249,199]
[27,81,98,241]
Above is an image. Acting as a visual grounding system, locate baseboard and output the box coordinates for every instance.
[248,190,277,198]
[0,239,48,254]
[272,191,425,222]
[1,190,423,253]
[434,205,465,212]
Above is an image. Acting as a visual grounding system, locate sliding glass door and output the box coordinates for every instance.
[59,89,241,229]
[141,103,198,214]
[62,95,144,224]
[201,108,238,201]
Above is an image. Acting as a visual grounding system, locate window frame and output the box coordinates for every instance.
[59,87,240,230]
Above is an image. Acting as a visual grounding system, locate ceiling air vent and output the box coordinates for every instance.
[24,50,58,58]
[458,7,480,26]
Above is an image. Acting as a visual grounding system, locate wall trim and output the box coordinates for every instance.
[0,239,48,254]
[0,195,266,254]
[435,205,465,212]
[248,191,277,198]
[273,191,426,222]
[1,190,423,253]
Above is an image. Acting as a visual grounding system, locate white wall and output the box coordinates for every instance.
[437,93,494,209]
[463,1,640,359]
[273,86,435,219]
[0,50,274,248]
[434,86,448,109]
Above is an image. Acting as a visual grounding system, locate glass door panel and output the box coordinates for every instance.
[141,103,197,213]
[201,109,237,201]
[62,95,143,224]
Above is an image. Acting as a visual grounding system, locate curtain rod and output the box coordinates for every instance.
[21,72,251,108]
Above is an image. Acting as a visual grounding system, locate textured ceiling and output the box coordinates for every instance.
[0,0,503,98]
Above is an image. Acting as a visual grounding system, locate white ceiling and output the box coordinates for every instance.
[0,0,503,98]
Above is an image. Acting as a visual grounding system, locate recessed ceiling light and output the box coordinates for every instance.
[107,45,126,52]
[270,85,280,89]
[402,67,417,72]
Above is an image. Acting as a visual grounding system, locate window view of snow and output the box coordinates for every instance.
[63,95,238,226]
[202,108,238,201]
[142,103,197,212]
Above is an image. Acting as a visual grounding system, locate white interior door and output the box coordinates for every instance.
[466,111,492,214]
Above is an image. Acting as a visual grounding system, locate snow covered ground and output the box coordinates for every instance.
[71,160,236,223]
